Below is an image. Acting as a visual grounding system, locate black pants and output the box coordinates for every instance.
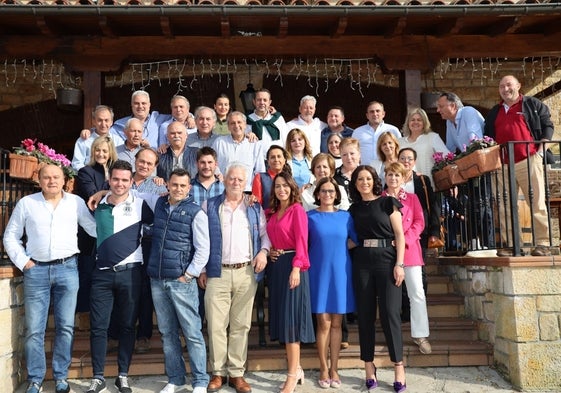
[90,265,141,376]
[352,247,403,363]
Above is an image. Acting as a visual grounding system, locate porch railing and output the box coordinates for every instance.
[441,140,560,257]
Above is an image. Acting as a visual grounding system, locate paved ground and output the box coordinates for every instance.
[26,366,523,393]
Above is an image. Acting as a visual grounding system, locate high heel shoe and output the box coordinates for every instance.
[365,362,378,391]
[393,362,406,393]
[279,366,304,391]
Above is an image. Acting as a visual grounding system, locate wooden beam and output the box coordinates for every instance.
[160,16,173,38]
[278,17,288,39]
[331,17,348,39]
[221,16,231,39]
[99,16,116,38]
[35,16,53,36]
[483,17,519,37]
[385,17,406,38]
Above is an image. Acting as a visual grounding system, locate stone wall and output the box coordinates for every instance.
[0,269,25,393]
[442,261,561,391]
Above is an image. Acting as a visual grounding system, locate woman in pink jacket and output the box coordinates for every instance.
[383,162,432,355]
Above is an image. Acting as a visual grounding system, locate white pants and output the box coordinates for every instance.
[404,265,430,338]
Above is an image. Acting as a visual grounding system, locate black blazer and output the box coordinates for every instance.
[76,162,109,202]
[412,171,441,241]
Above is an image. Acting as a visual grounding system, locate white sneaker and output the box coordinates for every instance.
[159,383,179,393]
[192,387,207,393]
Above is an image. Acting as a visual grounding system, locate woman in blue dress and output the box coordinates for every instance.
[308,177,357,389]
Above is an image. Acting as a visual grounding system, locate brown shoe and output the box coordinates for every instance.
[208,375,227,392]
[531,245,552,257]
[496,248,514,257]
[135,337,151,354]
[228,376,252,393]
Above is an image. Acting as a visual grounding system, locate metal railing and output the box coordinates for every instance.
[441,140,560,257]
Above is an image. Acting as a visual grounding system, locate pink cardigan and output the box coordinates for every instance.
[383,190,425,267]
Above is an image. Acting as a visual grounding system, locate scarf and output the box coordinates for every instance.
[247,112,282,140]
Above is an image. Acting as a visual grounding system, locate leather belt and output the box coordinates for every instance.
[110,262,141,272]
[34,254,77,265]
[221,261,251,269]
[362,239,393,248]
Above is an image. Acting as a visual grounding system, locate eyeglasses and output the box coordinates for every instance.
[399,157,415,162]
[319,189,336,194]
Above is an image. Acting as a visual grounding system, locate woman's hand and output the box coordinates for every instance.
[393,265,405,287]
[289,267,301,290]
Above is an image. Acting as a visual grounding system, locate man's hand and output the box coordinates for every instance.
[152,176,166,187]
[23,259,35,271]
[80,129,91,140]
[187,116,196,129]
[157,143,169,154]
[88,190,110,210]
[197,272,207,289]
[246,132,258,143]
[252,250,268,274]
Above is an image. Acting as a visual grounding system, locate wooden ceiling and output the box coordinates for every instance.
[1,3,561,71]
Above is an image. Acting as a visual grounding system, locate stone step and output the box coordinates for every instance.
[54,338,492,380]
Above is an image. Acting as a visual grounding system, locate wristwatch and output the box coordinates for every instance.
[184,272,194,282]
[260,248,270,256]
[395,263,404,268]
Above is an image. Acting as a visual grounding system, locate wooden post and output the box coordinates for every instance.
[82,71,103,129]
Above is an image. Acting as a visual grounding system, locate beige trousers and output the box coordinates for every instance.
[205,264,257,377]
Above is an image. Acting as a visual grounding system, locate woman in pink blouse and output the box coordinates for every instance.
[266,171,315,393]
[383,162,432,355]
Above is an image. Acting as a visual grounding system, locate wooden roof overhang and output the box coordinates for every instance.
[1,4,561,72]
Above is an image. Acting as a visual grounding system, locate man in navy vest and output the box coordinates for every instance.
[147,168,210,393]
[199,163,271,393]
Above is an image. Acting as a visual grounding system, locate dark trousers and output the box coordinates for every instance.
[90,265,141,377]
[108,239,153,341]
[353,247,403,363]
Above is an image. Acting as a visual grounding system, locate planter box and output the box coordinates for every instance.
[433,164,466,192]
[8,154,38,180]
[455,145,501,180]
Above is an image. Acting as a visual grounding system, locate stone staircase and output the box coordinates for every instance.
[44,258,493,379]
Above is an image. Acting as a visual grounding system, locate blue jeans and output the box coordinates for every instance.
[24,257,79,384]
[151,278,209,388]
[90,265,141,377]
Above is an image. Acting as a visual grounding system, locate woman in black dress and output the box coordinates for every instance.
[348,165,407,393]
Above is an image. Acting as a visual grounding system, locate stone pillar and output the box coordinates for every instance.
[0,268,25,392]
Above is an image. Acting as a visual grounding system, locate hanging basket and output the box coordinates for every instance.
[455,145,501,180]
[433,164,466,192]
[8,154,39,180]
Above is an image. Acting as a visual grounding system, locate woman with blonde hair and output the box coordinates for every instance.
[285,128,313,188]
[398,107,449,184]
[370,131,400,183]
[301,153,350,212]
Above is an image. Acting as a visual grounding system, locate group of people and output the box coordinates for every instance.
[3,74,554,393]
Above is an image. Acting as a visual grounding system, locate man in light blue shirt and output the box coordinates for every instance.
[437,92,484,153]
[111,90,171,148]
[72,105,116,171]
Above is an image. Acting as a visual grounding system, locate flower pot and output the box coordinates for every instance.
[8,154,38,180]
[455,145,501,180]
[433,164,465,192]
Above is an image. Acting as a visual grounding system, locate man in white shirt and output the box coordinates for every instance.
[200,164,270,393]
[72,105,115,171]
[212,111,265,190]
[286,95,327,156]
[246,89,288,156]
[353,101,401,164]
[3,164,97,393]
